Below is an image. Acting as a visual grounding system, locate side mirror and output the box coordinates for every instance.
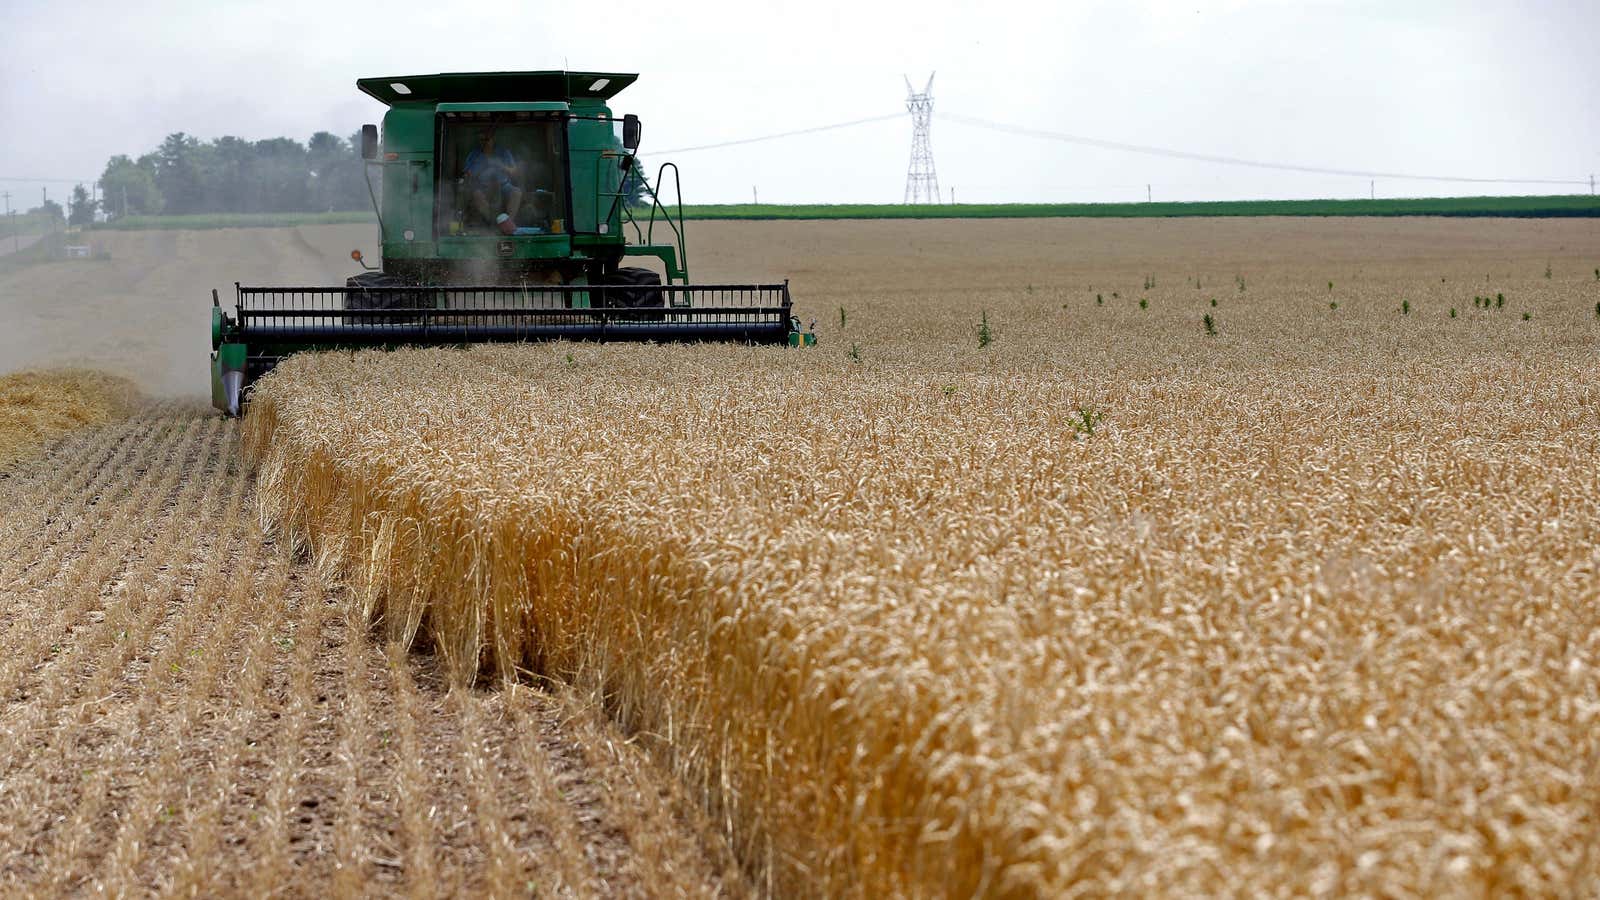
[360,124,379,160]
[622,114,641,151]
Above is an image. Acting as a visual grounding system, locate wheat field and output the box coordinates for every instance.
[242,217,1600,896]
[2,216,1598,896]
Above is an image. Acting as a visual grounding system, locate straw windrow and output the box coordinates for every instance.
[0,369,139,469]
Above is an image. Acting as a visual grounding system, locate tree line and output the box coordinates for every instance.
[92,131,372,220]
[15,128,654,231]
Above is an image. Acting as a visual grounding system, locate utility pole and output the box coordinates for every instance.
[1146,184,1152,203]
[752,185,758,204]
[902,73,940,204]
[950,186,955,204]
[1591,174,1595,195]
[2,192,13,253]
[1370,180,1375,200]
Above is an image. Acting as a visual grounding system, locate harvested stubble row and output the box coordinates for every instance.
[246,334,1600,897]
[0,400,742,895]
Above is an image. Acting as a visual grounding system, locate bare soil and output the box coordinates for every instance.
[0,225,373,394]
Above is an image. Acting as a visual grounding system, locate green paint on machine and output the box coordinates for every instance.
[209,71,814,415]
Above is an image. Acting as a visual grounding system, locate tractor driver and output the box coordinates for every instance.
[463,128,523,233]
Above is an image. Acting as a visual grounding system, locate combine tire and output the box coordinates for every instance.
[345,271,427,323]
[602,267,666,309]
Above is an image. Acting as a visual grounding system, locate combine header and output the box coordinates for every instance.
[211,71,813,415]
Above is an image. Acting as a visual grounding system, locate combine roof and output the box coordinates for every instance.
[357,71,638,107]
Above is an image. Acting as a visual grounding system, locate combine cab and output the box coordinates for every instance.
[211,70,814,416]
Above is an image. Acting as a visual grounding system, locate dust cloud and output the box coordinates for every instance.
[0,225,377,396]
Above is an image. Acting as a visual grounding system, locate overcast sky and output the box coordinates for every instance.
[2,0,1597,207]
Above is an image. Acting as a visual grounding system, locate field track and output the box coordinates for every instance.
[0,402,742,897]
[0,234,44,257]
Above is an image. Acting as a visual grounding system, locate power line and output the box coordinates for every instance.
[652,106,1586,189]
[653,113,902,155]
[942,113,1590,186]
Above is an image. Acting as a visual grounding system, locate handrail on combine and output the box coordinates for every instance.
[645,162,687,272]
[619,160,689,280]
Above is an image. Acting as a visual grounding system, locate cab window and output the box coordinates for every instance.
[437,113,566,236]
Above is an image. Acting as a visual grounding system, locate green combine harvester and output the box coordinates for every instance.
[211,70,814,415]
